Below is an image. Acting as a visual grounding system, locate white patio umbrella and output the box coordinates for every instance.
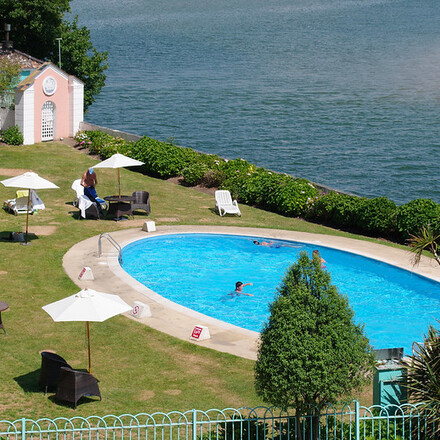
[42,288,132,373]
[1,172,59,244]
[93,153,144,199]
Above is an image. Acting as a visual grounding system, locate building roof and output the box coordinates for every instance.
[0,47,43,69]
[15,61,84,92]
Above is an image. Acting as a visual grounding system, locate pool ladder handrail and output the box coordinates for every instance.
[98,232,123,264]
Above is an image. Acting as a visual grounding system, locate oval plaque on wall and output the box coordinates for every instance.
[42,76,57,96]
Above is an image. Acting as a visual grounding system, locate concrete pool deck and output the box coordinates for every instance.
[63,225,440,361]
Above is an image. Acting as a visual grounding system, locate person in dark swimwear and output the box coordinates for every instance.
[232,281,254,296]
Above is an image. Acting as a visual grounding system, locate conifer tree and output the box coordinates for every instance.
[255,251,374,423]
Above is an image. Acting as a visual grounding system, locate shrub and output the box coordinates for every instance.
[203,167,225,188]
[1,125,23,145]
[274,177,318,217]
[307,192,364,229]
[395,199,440,239]
[401,323,440,439]
[307,193,397,237]
[354,197,397,237]
[182,163,209,186]
[131,136,200,178]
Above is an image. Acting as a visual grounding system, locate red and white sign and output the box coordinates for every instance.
[190,325,210,341]
[78,266,94,280]
[131,301,151,319]
[132,304,140,317]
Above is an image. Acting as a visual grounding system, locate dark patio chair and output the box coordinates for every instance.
[55,367,101,409]
[131,191,151,215]
[39,351,72,395]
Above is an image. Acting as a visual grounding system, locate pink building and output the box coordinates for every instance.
[0,49,84,145]
[15,62,84,145]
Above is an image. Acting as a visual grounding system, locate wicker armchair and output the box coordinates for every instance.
[131,191,151,215]
[55,367,101,409]
[39,351,72,395]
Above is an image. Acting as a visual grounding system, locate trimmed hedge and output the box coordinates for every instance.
[306,193,398,238]
[74,130,440,243]
[395,199,440,239]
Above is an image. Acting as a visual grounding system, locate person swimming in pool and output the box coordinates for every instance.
[253,240,299,248]
[312,249,326,268]
[231,281,254,297]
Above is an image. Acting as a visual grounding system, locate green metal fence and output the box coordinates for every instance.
[0,401,437,440]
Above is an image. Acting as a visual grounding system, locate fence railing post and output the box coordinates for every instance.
[354,400,360,440]
[21,418,26,440]
[192,409,197,440]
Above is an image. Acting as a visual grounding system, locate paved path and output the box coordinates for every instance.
[63,225,440,360]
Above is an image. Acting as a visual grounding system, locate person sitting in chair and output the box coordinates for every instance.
[81,168,102,213]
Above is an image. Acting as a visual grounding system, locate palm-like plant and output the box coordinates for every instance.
[407,223,440,266]
[401,324,440,437]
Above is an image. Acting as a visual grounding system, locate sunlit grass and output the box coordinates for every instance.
[0,141,392,420]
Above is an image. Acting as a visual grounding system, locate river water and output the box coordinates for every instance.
[70,0,440,204]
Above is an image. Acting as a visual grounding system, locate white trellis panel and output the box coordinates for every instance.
[41,101,55,141]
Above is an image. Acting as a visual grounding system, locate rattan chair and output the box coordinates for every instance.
[55,367,101,409]
[131,191,151,215]
[39,351,72,395]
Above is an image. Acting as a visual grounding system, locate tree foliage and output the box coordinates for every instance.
[401,323,440,438]
[0,0,108,110]
[255,251,374,417]
[407,223,440,267]
[0,57,21,91]
[58,17,108,109]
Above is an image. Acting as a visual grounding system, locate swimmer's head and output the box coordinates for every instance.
[235,281,243,289]
[312,249,319,255]
[89,167,94,174]
[253,240,259,245]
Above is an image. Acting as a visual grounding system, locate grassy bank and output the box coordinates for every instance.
[0,141,399,420]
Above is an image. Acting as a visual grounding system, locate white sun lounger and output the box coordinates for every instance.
[215,190,241,217]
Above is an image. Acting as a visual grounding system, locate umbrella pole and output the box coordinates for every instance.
[24,189,30,244]
[87,321,92,374]
[118,169,121,199]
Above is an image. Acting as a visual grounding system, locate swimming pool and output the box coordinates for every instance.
[121,233,440,353]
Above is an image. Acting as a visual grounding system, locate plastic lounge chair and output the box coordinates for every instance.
[55,366,101,409]
[39,351,72,395]
[3,190,45,215]
[3,195,33,216]
[215,190,241,217]
[12,196,33,215]
[131,191,151,215]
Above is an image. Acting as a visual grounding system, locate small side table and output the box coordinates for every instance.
[0,301,9,334]
[104,195,135,220]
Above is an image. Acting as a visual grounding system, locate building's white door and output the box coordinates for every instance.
[41,101,55,141]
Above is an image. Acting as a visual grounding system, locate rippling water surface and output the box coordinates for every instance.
[122,234,440,353]
[71,0,440,204]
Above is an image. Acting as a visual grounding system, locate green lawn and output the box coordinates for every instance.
[0,141,401,420]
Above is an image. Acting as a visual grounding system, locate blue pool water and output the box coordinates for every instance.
[121,234,440,353]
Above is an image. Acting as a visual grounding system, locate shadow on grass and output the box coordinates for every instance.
[0,231,39,243]
[47,393,101,409]
[14,369,42,393]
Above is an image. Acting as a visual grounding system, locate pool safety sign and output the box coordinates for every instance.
[190,325,210,341]
[78,266,94,281]
[131,301,151,318]
[142,221,156,232]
